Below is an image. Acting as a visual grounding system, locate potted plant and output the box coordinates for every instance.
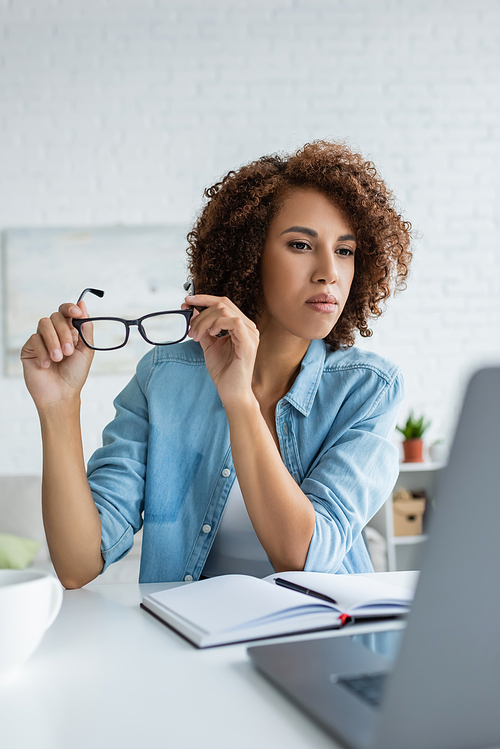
[396,411,431,463]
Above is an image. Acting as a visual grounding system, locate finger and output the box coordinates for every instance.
[37,317,66,362]
[21,333,52,369]
[196,312,249,344]
[190,303,256,341]
[188,300,236,330]
[58,302,84,319]
[77,318,94,348]
[60,300,94,350]
[50,311,77,356]
[55,302,84,347]
[74,300,95,347]
[181,303,200,320]
[188,306,227,340]
[184,294,238,313]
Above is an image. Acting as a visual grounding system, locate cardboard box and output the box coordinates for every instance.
[393,498,426,536]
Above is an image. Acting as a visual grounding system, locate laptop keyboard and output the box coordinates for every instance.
[338,673,388,707]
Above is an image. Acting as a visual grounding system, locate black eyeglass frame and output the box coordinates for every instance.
[72,282,195,351]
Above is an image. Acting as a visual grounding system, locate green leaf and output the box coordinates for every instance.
[396,411,431,439]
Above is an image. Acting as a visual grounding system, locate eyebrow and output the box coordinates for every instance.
[279,226,356,242]
[280,225,318,238]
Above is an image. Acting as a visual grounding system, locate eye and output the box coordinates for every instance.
[289,241,311,252]
[336,247,355,256]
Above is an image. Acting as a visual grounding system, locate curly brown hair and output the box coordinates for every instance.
[187,140,412,350]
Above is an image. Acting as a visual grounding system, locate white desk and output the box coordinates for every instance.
[0,572,416,749]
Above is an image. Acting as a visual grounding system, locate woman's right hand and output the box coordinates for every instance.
[21,301,95,412]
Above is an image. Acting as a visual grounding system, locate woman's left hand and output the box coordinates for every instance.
[182,294,259,408]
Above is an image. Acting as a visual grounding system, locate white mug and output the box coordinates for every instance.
[0,569,63,676]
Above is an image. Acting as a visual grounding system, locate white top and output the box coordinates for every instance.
[202,478,275,578]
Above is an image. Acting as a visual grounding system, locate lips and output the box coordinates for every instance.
[306,294,338,305]
[305,293,338,313]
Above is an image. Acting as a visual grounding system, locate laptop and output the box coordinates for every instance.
[248,367,500,749]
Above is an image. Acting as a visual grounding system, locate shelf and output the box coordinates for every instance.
[398,462,445,473]
[393,534,428,545]
[370,463,442,571]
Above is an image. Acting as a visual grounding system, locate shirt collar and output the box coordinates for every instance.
[283,339,327,417]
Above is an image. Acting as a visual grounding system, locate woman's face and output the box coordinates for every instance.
[258,187,356,344]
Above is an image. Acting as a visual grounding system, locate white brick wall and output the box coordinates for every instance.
[1,0,499,473]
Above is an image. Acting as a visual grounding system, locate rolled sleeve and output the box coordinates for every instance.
[87,353,152,572]
[303,369,405,573]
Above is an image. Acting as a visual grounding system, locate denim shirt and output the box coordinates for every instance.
[87,338,405,583]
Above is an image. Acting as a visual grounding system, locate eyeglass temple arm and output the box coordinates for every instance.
[77,283,192,309]
[76,288,105,305]
[183,280,202,312]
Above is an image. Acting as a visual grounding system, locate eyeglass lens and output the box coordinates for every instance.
[140,313,189,345]
[79,319,127,350]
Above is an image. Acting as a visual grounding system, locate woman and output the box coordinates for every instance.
[21,140,412,588]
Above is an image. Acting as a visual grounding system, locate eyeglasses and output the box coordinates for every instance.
[72,282,195,351]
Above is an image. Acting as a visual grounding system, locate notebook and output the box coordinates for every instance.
[248,367,500,749]
[141,571,414,648]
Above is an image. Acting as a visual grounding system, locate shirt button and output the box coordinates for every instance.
[283,423,289,435]
[184,575,193,582]
[202,524,211,533]
[222,468,231,478]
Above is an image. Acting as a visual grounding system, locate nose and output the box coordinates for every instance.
[312,248,339,285]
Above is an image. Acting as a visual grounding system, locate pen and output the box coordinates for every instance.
[274,577,338,605]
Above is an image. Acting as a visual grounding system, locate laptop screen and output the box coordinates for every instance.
[351,629,405,662]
